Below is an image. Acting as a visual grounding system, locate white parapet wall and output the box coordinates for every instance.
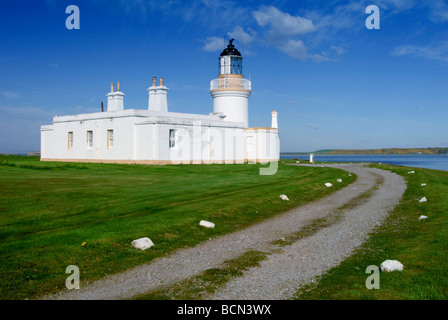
[244,127,280,163]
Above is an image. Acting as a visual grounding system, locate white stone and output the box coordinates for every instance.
[279,194,289,201]
[325,183,332,187]
[408,171,415,174]
[199,220,215,228]
[418,215,428,220]
[419,197,427,203]
[380,260,404,272]
[131,237,154,251]
[421,183,426,186]
[336,179,342,183]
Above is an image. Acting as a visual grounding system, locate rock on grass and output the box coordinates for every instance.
[380,260,403,272]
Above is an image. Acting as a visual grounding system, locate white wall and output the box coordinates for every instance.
[244,129,280,162]
[41,112,135,161]
[40,109,247,164]
[211,90,250,128]
[161,123,245,164]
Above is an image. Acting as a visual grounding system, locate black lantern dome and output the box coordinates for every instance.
[220,39,241,57]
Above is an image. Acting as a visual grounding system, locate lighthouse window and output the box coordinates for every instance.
[169,129,177,148]
[231,57,243,74]
[219,56,231,75]
[219,56,243,75]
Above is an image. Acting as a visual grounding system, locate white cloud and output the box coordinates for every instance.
[368,0,448,22]
[253,6,316,38]
[376,0,417,12]
[307,123,319,130]
[3,91,19,99]
[279,40,308,60]
[227,26,256,46]
[427,0,448,22]
[276,40,331,62]
[250,6,332,62]
[392,41,448,63]
[203,37,226,52]
[309,53,331,62]
[308,2,364,33]
[0,104,56,120]
[331,45,346,55]
[142,0,249,29]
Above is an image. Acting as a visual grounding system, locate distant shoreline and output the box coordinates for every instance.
[282,147,448,156]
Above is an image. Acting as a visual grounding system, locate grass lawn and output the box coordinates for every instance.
[0,155,354,300]
[294,164,448,300]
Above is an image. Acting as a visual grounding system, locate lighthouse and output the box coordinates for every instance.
[210,39,251,128]
[41,37,280,165]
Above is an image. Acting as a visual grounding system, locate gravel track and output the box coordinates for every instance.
[43,163,406,300]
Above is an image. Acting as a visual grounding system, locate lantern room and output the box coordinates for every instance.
[218,39,243,75]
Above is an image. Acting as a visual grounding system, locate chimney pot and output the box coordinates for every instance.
[117,81,120,92]
[152,77,156,86]
[160,78,164,86]
[111,83,114,92]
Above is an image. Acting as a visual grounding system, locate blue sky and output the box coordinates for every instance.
[1,0,447,153]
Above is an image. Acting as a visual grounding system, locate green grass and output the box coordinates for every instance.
[294,164,448,300]
[0,155,354,300]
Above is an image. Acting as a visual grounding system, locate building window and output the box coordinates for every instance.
[107,129,114,149]
[169,129,177,148]
[87,130,93,148]
[68,132,73,149]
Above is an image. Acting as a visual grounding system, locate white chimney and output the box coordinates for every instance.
[148,77,168,112]
[106,82,124,112]
[271,110,278,129]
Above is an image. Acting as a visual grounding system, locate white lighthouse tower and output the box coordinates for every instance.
[210,39,251,128]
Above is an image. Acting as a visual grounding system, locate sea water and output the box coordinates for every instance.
[280,154,448,172]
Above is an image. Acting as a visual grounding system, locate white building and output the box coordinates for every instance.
[40,40,280,165]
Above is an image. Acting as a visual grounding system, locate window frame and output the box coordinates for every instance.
[87,130,93,148]
[68,132,74,149]
[107,129,114,149]
[169,129,177,149]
